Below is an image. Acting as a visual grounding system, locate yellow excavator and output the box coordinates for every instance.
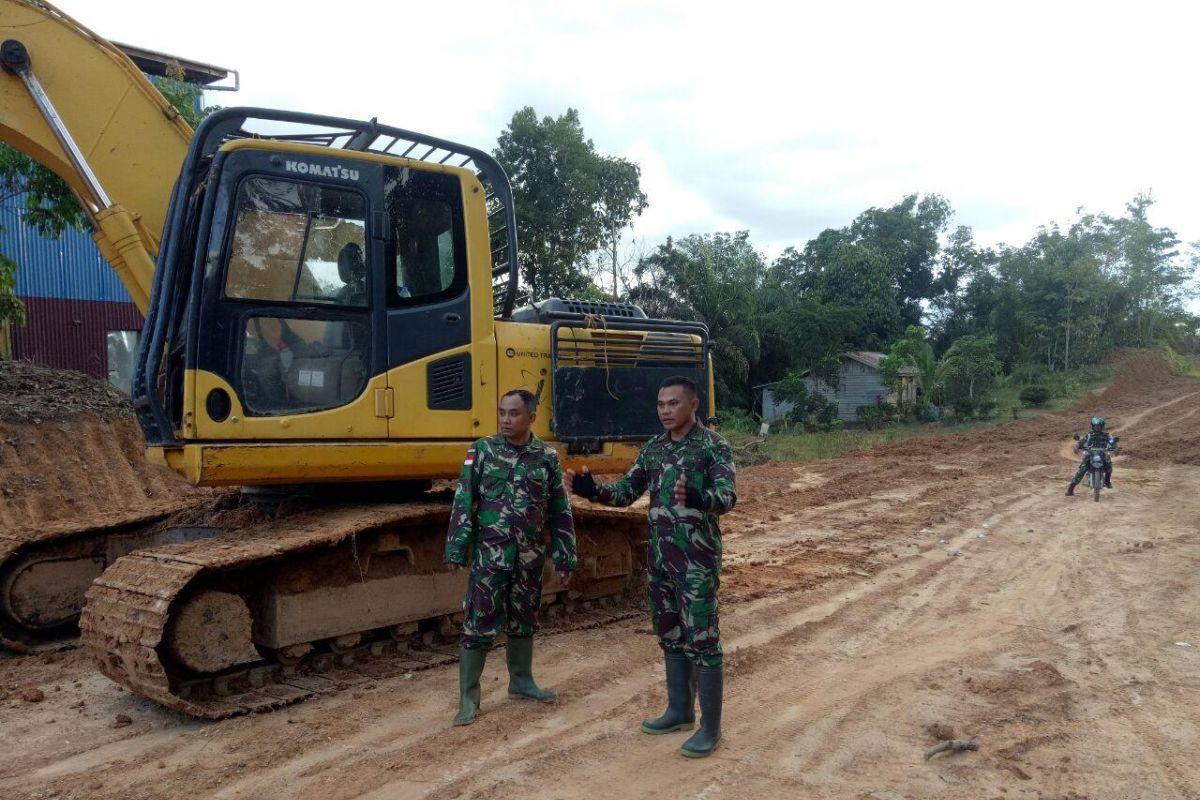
[0,1,712,717]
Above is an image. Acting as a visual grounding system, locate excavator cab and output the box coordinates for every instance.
[140,109,523,484]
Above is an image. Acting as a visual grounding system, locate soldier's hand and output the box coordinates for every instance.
[556,569,573,587]
[672,474,687,506]
[569,466,597,500]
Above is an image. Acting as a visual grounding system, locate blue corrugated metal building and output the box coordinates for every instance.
[2,199,131,302]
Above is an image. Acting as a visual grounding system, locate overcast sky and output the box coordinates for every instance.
[55,0,1200,269]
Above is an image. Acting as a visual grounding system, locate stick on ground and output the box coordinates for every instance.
[924,739,979,760]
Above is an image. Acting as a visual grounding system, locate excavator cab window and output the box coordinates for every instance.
[225,177,368,307]
[384,167,466,306]
[219,175,372,416]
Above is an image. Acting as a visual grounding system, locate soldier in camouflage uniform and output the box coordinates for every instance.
[1066,415,1119,495]
[568,376,736,758]
[444,389,577,726]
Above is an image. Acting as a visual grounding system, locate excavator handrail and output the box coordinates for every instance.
[189,107,520,319]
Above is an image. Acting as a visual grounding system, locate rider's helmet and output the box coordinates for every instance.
[1090,416,1105,432]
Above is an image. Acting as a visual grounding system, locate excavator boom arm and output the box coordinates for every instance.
[0,0,194,312]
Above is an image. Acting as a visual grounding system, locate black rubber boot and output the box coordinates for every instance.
[1066,483,1075,496]
[680,664,722,758]
[641,651,696,734]
[453,646,488,726]
[1105,471,1113,489]
[506,636,557,702]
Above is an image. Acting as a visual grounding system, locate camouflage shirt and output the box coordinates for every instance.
[444,433,577,572]
[593,422,736,575]
[1079,431,1117,450]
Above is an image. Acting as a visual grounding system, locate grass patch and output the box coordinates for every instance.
[1162,345,1200,378]
[725,362,1116,465]
[726,421,992,465]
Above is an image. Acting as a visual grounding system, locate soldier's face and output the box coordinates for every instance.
[498,395,535,438]
[657,385,699,432]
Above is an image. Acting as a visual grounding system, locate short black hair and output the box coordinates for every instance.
[659,376,698,397]
[501,388,538,412]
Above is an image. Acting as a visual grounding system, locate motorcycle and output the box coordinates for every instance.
[1075,435,1119,502]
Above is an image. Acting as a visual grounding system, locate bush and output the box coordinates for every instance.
[975,396,998,418]
[953,395,977,419]
[856,404,885,431]
[900,398,931,423]
[772,371,842,432]
[1019,384,1051,407]
[718,407,759,434]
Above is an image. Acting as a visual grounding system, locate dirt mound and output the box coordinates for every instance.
[0,360,132,424]
[1071,348,1183,413]
[0,413,213,532]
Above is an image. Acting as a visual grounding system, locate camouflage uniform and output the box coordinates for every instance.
[1072,430,1117,483]
[445,433,576,650]
[591,423,736,667]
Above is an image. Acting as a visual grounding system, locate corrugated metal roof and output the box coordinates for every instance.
[0,198,135,303]
[10,296,143,379]
[846,351,887,369]
[754,351,891,388]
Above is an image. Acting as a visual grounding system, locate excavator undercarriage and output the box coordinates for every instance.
[80,501,647,718]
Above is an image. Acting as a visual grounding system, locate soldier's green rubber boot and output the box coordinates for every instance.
[680,664,723,758]
[453,646,488,726]
[641,651,696,734]
[506,636,557,702]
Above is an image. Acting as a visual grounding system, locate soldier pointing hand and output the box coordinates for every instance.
[567,376,736,758]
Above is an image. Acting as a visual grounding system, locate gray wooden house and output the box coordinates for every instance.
[758,351,916,424]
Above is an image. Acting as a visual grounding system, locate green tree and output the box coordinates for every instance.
[631,232,764,406]
[808,240,901,347]
[771,369,840,431]
[595,156,647,299]
[493,107,644,300]
[880,325,939,403]
[848,193,952,325]
[940,334,1002,399]
[1100,193,1190,346]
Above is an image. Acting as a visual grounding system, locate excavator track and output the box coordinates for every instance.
[81,502,646,719]
[0,500,220,652]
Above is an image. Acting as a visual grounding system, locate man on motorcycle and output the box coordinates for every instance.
[1066,416,1118,496]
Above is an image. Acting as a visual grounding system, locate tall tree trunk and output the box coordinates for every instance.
[1064,292,1073,373]
[611,223,619,301]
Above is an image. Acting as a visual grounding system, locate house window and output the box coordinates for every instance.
[107,330,140,394]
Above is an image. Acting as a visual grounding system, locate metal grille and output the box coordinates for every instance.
[427,354,470,410]
[554,329,706,369]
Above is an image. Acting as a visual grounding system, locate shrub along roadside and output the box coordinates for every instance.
[722,361,1116,465]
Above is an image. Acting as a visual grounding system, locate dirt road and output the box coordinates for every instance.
[2,352,1197,800]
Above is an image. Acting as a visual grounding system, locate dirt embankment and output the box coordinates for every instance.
[0,361,212,535]
[0,361,134,425]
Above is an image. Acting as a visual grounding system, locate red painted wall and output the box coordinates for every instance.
[11,297,143,379]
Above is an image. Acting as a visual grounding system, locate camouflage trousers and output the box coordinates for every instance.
[460,559,545,650]
[648,565,722,667]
